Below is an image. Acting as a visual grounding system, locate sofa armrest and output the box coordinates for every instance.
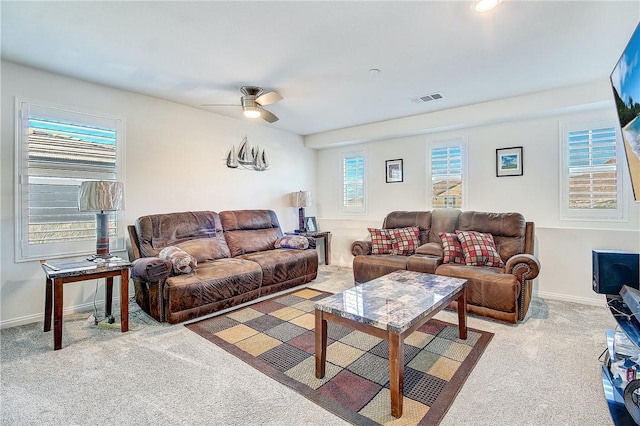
[132,257,173,283]
[351,240,372,256]
[505,253,540,283]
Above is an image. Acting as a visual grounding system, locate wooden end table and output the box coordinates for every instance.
[286,231,332,265]
[314,270,467,418]
[41,258,131,350]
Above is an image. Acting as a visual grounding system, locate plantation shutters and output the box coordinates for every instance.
[15,99,125,261]
[430,143,464,209]
[341,151,366,214]
[561,120,623,220]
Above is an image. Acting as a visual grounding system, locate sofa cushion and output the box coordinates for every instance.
[388,226,421,255]
[164,258,263,320]
[428,209,461,244]
[368,228,393,254]
[435,263,517,313]
[458,211,526,260]
[135,211,229,258]
[275,235,309,249]
[415,242,443,257]
[220,210,283,257]
[439,232,464,264]
[159,246,198,274]
[456,230,504,267]
[238,249,318,286]
[382,211,432,245]
[175,238,231,262]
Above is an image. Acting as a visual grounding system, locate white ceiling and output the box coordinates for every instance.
[2,1,639,136]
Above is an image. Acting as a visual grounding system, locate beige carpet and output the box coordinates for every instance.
[0,265,617,425]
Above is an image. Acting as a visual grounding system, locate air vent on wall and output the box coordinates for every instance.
[410,92,444,103]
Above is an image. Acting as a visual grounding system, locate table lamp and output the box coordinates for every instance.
[78,180,124,259]
[292,190,311,233]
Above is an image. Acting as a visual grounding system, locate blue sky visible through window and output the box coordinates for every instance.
[29,116,116,145]
[568,128,616,167]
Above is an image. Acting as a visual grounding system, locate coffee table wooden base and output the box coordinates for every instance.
[315,287,467,418]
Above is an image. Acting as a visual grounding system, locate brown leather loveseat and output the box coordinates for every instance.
[351,209,540,324]
[127,209,318,323]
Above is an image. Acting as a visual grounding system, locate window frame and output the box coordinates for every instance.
[427,138,468,210]
[340,149,367,215]
[559,119,626,221]
[14,97,126,262]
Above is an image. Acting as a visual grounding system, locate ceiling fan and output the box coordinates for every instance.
[202,86,283,123]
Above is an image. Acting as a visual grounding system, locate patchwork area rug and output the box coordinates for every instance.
[186,289,493,425]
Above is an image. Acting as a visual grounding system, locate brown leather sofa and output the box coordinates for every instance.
[127,209,318,323]
[351,209,540,324]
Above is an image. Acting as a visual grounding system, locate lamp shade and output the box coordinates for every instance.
[78,181,124,212]
[292,191,311,208]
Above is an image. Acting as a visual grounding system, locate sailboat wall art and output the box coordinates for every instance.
[225,136,269,171]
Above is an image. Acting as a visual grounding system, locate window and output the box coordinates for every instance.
[560,120,624,220]
[15,99,125,261]
[429,140,466,209]
[341,151,366,214]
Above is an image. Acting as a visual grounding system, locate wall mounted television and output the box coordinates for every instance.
[610,22,640,202]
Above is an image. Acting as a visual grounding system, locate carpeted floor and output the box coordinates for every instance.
[0,265,618,425]
[186,288,493,425]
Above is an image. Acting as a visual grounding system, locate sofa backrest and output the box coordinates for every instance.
[428,209,462,244]
[134,211,231,260]
[219,210,283,257]
[457,211,526,260]
[382,211,432,245]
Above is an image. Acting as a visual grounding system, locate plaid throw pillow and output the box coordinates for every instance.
[439,232,464,264]
[456,230,504,267]
[368,228,393,254]
[389,226,421,255]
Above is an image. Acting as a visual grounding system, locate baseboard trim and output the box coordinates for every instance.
[0,296,129,329]
[535,290,605,307]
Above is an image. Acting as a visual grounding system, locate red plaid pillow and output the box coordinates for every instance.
[456,230,504,267]
[439,232,464,264]
[389,226,421,255]
[368,228,392,254]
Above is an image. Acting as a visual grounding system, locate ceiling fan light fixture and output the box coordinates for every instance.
[473,0,499,13]
[243,106,262,118]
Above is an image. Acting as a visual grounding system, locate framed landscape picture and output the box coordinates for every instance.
[496,147,523,177]
[385,159,403,183]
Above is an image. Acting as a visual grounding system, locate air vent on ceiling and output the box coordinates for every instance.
[411,92,444,104]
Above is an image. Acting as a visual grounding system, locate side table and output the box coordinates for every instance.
[286,231,331,265]
[41,258,131,350]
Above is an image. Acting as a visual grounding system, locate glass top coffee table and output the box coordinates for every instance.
[314,270,468,418]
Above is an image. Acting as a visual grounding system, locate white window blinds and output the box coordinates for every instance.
[15,99,125,261]
[430,144,463,209]
[561,121,624,220]
[341,151,366,214]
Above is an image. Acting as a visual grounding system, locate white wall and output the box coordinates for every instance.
[0,61,317,328]
[312,82,640,306]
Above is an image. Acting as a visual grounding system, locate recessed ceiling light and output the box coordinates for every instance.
[473,0,500,13]
[369,68,381,74]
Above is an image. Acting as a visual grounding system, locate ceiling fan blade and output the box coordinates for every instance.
[260,109,279,123]
[201,103,240,107]
[255,91,283,106]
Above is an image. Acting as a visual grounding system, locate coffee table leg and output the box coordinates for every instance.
[105,277,113,318]
[389,332,404,418]
[457,288,467,340]
[315,309,327,378]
